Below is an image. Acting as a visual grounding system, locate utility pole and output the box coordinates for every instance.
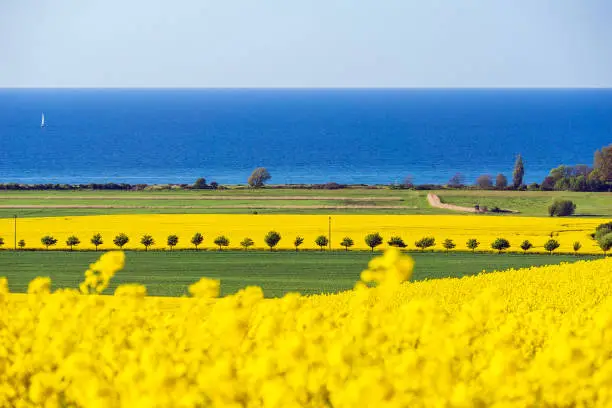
[13,215,17,250]
[328,216,331,251]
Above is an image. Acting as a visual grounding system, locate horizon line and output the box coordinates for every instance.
[1,86,612,91]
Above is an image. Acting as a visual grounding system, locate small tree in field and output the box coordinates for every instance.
[0,237,4,249]
[365,233,383,252]
[41,235,58,250]
[167,234,179,250]
[113,233,129,249]
[214,235,230,250]
[141,234,155,251]
[491,238,511,254]
[520,240,533,253]
[495,173,508,189]
[466,238,479,253]
[443,238,456,253]
[512,154,525,189]
[548,200,576,217]
[193,178,207,189]
[598,233,612,256]
[544,239,560,255]
[191,232,204,250]
[18,239,25,249]
[340,237,354,251]
[573,241,582,254]
[387,236,407,248]
[91,233,103,251]
[294,236,304,252]
[240,237,254,251]
[248,167,271,187]
[66,235,80,251]
[476,174,493,189]
[415,237,435,251]
[264,231,281,251]
[315,235,328,251]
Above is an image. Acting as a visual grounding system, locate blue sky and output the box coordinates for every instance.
[1,0,611,87]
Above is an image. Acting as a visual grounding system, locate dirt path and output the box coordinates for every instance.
[427,193,480,213]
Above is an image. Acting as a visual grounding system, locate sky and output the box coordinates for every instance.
[1,0,612,88]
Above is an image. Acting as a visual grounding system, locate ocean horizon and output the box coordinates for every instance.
[0,88,610,186]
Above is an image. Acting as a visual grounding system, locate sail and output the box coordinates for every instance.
[41,113,45,127]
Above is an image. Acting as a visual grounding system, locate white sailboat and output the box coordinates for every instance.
[41,113,45,128]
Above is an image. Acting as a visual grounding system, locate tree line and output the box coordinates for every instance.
[4,229,611,255]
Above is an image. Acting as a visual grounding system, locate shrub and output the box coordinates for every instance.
[491,238,511,254]
[365,233,383,252]
[191,233,204,250]
[573,241,582,254]
[415,237,435,251]
[315,235,328,251]
[544,239,560,255]
[66,236,80,251]
[387,236,407,248]
[41,235,58,250]
[548,199,576,217]
[495,174,508,189]
[91,233,103,251]
[167,235,179,250]
[0,237,3,248]
[213,236,230,250]
[294,236,304,252]
[193,178,207,189]
[598,233,612,255]
[475,174,493,189]
[240,237,254,251]
[140,235,155,251]
[595,222,612,241]
[340,237,354,251]
[466,238,480,253]
[264,231,282,251]
[113,233,129,249]
[442,239,456,253]
[520,240,533,253]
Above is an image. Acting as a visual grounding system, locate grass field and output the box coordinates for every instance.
[0,188,609,218]
[0,250,597,297]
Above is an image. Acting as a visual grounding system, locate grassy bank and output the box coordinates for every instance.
[0,250,597,297]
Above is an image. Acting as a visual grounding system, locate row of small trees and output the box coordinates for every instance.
[4,232,610,255]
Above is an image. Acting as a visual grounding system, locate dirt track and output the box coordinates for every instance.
[427,193,479,213]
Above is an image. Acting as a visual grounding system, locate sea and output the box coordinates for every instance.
[0,88,610,186]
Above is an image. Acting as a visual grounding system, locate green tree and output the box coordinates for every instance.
[597,233,612,256]
[141,234,155,251]
[90,233,103,251]
[364,233,383,252]
[512,154,525,189]
[0,237,4,249]
[387,236,407,248]
[264,231,282,251]
[66,235,80,251]
[442,238,456,253]
[18,239,25,249]
[293,236,304,252]
[594,222,612,241]
[593,144,612,182]
[475,174,493,189]
[113,233,129,249]
[548,199,576,216]
[214,235,230,250]
[191,232,204,250]
[193,178,207,189]
[240,237,254,251]
[41,235,58,250]
[520,240,533,253]
[466,238,480,253]
[248,167,271,187]
[544,239,560,255]
[573,241,582,254]
[491,238,511,254]
[167,234,179,250]
[415,237,435,251]
[340,237,354,251]
[315,235,328,251]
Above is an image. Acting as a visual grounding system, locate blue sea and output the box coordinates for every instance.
[0,89,610,185]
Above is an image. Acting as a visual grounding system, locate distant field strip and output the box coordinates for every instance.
[0,204,409,210]
[0,195,404,201]
[0,214,606,253]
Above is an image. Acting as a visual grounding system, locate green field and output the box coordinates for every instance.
[0,188,610,218]
[0,251,597,297]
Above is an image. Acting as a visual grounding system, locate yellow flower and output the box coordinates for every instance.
[188,277,220,298]
[27,276,51,295]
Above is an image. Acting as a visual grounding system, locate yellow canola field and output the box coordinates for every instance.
[1,213,608,253]
[2,251,612,407]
